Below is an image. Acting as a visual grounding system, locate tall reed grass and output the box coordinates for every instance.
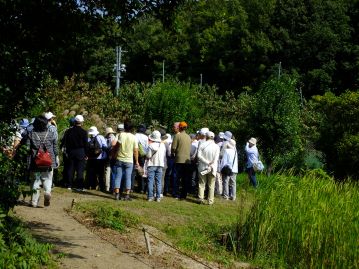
[235,170,359,268]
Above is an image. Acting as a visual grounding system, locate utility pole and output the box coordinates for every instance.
[162,60,165,83]
[114,46,126,96]
[200,73,203,87]
[278,61,282,79]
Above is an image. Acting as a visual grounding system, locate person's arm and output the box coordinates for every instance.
[197,144,210,165]
[133,138,139,166]
[171,134,178,157]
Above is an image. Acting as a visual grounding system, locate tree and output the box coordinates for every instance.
[309,90,359,180]
[250,75,303,171]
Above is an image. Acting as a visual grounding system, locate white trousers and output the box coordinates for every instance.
[31,170,53,206]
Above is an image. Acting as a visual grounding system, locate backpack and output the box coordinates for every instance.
[87,135,102,158]
[31,131,52,170]
[138,143,147,157]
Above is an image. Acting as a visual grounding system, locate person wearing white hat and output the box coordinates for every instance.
[197,131,220,205]
[86,126,108,191]
[61,114,87,190]
[146,130,166,202]
[245,137,259,187]
[134,124,149,194]
[44,112,58,142]
[220,139,238,200]
[112,121,139,201]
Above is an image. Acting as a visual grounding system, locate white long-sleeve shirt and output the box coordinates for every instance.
[146,141,166,167]
[220,147,238,173]
[197,140,220,176]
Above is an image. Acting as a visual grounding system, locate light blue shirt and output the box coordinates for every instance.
[245,143,259,168]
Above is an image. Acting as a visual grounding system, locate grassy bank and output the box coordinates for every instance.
[235,171,359,268]
[73,171,359,268]
[73,174,255,267]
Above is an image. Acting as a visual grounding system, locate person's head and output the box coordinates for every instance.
[214,134,222,144]
[218,132,225,141]
[117,123,124,132]
[44,112,55,121]
[179,121,188,131]
[74,115,84,125]
[189,133,196,141]
[248,137,257,148]
[68,117,76,127]
[137,124,146,134]
[206,131,215,140]
[224,131,233,141]
[19,118,29,129]
[172,122,180,133]
[105,127,116,137]
[33,115,48,132]
[44,112,56,126]
[88,126,99,137]
[124,121,133,132]
[149,130,162,143]
[199,127,209,139]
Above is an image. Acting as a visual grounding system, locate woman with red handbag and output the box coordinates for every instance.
[24,115,58,207]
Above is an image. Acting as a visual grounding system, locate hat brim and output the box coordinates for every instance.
[149,137,161,143]
[89,131,99,136]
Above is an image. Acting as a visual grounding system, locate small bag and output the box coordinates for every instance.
[35,146,52,168]
[32,131,52,169]
[221,165,233,176]
[253,160,264,172]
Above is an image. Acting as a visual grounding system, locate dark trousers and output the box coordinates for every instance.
[175,163,192,199]
[86,159,106,191]
[164,156,176,196]
[67,149,86,189]
[246,167,258,187]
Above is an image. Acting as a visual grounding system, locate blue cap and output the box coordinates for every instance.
[69,117,76,126]
[19,118,29,128]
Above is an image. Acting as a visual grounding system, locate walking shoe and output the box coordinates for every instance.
[122,195,132,201]
[155,198,161,202]
[147,198,154,202]
[115,193,120,200]
[44,193,51,207]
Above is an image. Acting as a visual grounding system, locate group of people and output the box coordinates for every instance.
[9,113,262,207]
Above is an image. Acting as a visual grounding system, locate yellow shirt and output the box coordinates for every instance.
[117,132,138,163]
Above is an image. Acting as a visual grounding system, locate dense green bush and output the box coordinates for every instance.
[309,90,359,180]
[250,75,304,171]
[0,123,24,213]
[234,172,359,268]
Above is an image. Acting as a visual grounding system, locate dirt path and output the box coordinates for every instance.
[14,188,218,269]
[15,190,153,269]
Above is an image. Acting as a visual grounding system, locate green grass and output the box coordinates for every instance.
[72,171,359,268]
[235,171,359,269]
[73,174,255,267]
[0,214,56,269]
